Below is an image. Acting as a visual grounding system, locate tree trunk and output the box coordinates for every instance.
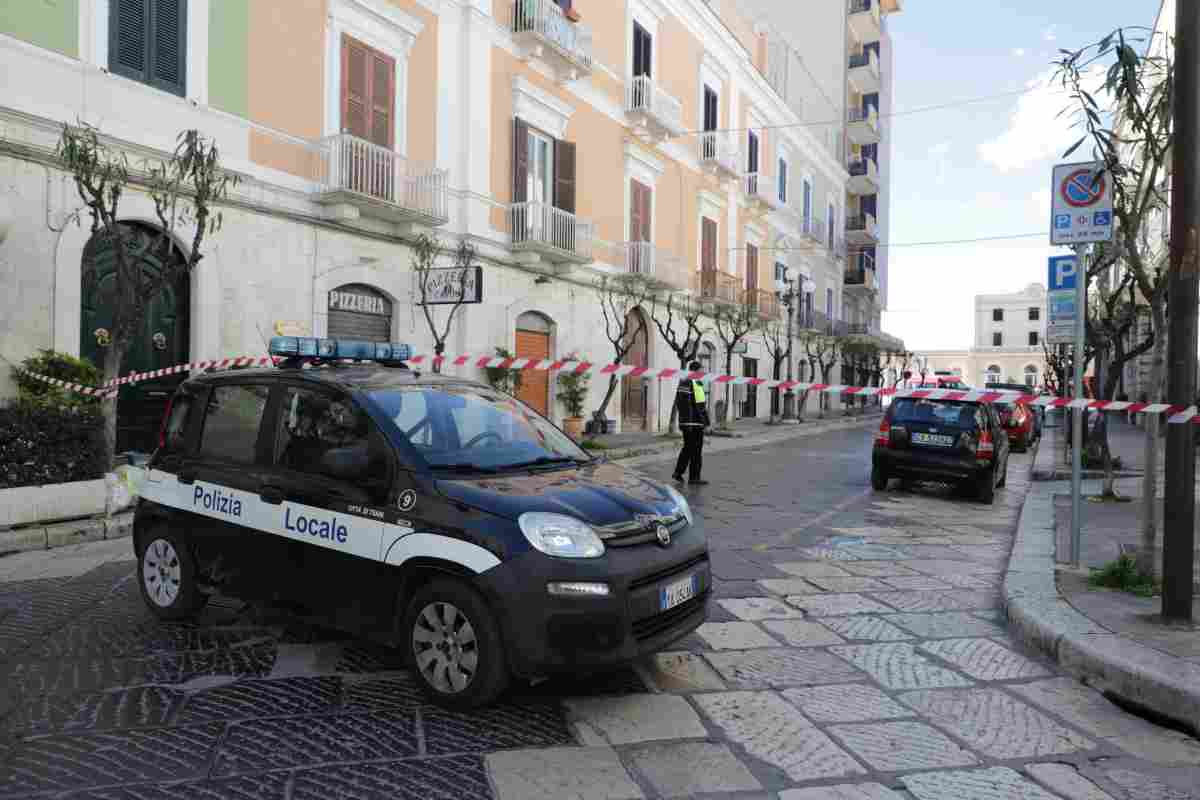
[668,358,686,434]
[101,346,123,471]
[722,351,733,428]
[1138,306,1168,578]
[595,373,620,424]
[432,342,444,374]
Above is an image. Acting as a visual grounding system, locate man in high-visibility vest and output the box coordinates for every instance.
[673,361,711,485]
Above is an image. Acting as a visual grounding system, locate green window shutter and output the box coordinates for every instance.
[150,0,187,96]
[110,0,186,97]
[110,0,149,82]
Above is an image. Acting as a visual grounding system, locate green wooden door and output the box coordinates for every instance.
[80,225,189,454]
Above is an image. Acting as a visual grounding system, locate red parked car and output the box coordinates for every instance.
[995,399,1037,452]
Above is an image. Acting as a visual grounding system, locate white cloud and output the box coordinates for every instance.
[1030,188,1051,222]
[1013,47,1026,57]
[928,141,951,158]
[977,65,1107,172]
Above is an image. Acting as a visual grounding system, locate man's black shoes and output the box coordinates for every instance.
[672,474,686,483]
[689,479,710,486]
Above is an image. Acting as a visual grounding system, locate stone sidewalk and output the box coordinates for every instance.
[1005,475,1200,742]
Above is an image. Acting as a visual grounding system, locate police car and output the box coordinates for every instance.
[133,337,708,708]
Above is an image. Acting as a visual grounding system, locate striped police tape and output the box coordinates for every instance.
[13,352,1200,424]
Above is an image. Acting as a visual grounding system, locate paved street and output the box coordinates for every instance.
[2,426,1199,799]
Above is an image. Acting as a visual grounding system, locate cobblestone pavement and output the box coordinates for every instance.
[1,428,1199,798]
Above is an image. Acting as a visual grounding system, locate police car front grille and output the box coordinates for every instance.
[628,553,708,592]
[631,593,708,642]
[600,515,688,548]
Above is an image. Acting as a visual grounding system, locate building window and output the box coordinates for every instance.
[802,178,813,226]
[700,217,718,272]
[993,308,1004,322]
[1024,365,1039,386]
[109,0,188,96]
[827,203,835,249]
[993,332,1003,347]
[775,262,788,282]
[341,35,396,149]
[747,130,759,176]
[513,119,576,213]
[778,158,788,204]
[632,20,652,78]
[1028,331,1039,347]
[1028,307,1040,321]
[745,243,758,290]
[826,287,834,318]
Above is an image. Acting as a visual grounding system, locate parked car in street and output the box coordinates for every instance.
[871,397,1011,504]
[133,337,708,708]
[986,382,1044,439]
[994,398,1038,452]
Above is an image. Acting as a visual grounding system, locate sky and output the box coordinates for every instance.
[880,0,1164,351]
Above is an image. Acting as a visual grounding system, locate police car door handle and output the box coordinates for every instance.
[260,485,285,505]
[176,468,196,485]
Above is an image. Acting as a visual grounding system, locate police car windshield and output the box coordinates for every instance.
[367,385,590,472]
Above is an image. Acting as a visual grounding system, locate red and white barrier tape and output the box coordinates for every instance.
[12,352,1200,424]
[13,368,117,400]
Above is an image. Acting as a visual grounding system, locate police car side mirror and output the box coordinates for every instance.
[321,445,371,481]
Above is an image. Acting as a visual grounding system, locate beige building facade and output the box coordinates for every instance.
[0,0,904,437]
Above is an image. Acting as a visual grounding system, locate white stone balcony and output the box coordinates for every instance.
[848,48,880,94]
[699,131,740,181]
[846,156,879,194]
[848,106,880,145]
[508,0,594,81]
[744,173,783,213]
[312,133,448,226]
[848,0,881,41]
[508,202,594,264]
[626,75,684,139]
[846,212,879,245]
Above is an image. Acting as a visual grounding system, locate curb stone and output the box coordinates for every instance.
[0,510,134,558]
[1003,450,1200,736]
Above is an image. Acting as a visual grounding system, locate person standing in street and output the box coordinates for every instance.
[673,361,710,485]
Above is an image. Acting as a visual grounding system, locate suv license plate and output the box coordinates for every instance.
[660,574,698,611]
[911,432,954,447]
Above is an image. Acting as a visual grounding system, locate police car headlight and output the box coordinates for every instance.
[665,485,693,526]
[518,513,605,559]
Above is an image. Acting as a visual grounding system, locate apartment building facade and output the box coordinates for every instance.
[912,283,1051,388]
[0,0,904,439]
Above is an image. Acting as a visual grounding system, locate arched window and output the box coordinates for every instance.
[1024,364,1039,387]
[985,365,1002,385]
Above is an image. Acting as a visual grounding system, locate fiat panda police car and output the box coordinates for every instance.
[133,337,709,708]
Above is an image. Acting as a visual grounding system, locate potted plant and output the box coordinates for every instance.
[483,347,523,397]
[557,353,590,440]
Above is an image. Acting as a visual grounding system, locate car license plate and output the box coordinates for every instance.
[911,432,954,447]
[660,574,698,611]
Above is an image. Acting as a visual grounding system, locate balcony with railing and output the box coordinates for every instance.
[798,217,827,250]
[744,173,783,213]
[626,75,684,139]
[798,309,849,336]
[848,0,881,41]
[693,268,740,305]
[620,241,683,289]
[699,131,740,180]
[844,251,878,292]
[831,236,848,261]
[743,288,781,320]
[312,134,449,226]
[845,212,878,245]
[848,106,880,145]
[507,0,594,81]
[508,202,594,264]
[848,48,880,94]
[847,156,879,194]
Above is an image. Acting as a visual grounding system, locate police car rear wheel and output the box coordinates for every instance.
[138,529,205,620]
[405,579,508,709]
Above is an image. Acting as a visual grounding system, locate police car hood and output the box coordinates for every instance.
[436,462,680,526]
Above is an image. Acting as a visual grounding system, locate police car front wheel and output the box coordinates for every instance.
[404,578,509,709]
[137,527,206,620]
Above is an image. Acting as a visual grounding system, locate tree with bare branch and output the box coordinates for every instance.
[594,274,655,425]
[412,234,477,374]
[1056,28,1172,572]
[760,319,789,423]
[649,293,708,433]
[56,122,238,466]
[803,331,843,419]
[712,301,761,428]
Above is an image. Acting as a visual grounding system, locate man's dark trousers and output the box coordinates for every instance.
[675,426,704,481]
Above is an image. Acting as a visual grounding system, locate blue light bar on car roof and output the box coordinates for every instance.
[269,337,412,363]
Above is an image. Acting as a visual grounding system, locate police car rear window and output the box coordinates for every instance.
[198,385,268,464]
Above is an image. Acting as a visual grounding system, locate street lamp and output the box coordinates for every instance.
[775,268,805,420]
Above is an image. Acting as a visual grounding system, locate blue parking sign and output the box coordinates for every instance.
[1055,214,1071,230]
[1093,210,1111,226]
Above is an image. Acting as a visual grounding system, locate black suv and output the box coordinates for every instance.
[133,339,708,708]
[871,397,1011,504]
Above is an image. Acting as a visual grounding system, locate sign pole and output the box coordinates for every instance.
[1070,244,1086,567]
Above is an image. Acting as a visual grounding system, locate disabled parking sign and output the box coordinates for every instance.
[1050,161,1113,245]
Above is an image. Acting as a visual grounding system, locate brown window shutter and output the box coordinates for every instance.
[701,218,716,271]
[369,49,396,148]
[641,183,653,242]
[629,181,643,242]
[512,118,529,203]
[553,138,576,214]
[746,244,758,290]
[341,35,369,139]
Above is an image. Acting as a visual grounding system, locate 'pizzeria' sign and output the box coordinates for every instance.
[329,287,390,316]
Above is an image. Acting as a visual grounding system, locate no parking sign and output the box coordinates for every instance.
[1050,161,1114,245]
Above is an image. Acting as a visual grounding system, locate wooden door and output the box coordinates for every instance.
[621,309,649,431]
[515,329,550,417]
